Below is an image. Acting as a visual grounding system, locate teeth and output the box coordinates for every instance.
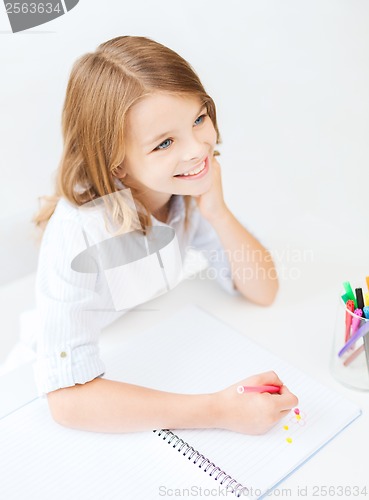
[180,161,205,177]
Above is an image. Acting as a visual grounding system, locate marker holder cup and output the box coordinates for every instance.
[330,299,369,391]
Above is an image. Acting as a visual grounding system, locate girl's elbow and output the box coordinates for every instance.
[265,277,279,306]
[258,264,279,306]
[47,388,76,428]
[238,276,279,307]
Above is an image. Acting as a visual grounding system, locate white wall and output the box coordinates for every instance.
[1,0,368,287]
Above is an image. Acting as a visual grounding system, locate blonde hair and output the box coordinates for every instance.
[34,35,221,233]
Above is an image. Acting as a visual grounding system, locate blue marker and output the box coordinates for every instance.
[363,306,369,319]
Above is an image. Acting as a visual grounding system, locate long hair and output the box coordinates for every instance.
[34,35,221,233]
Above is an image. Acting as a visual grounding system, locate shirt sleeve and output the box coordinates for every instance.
[34,211,108,396]
[189,210,240,296]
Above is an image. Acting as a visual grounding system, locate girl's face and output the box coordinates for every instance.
[121,92,218,210]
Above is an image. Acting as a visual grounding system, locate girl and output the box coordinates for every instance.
[34,35,297,434]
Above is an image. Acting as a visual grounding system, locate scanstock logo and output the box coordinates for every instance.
[4,1,79,32]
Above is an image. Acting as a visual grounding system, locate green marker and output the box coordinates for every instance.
[341,293,350,304]
[343,281,357,308]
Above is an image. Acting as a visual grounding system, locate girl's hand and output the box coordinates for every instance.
[212,371,298,435]
[195,155,228,222]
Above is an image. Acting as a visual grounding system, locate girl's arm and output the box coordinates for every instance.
[208,209,278,306]
[47,371,297,434]
[195,157,278,306]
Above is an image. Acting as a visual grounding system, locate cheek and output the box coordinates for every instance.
[145,159,170,182]
[204,121,218,145]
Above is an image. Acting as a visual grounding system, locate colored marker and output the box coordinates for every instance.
[364,293,369,307]
[345,300,355,341]
[341,293,350,304]
[343,345,365,366]
[363,306,369,319]
[351,309,363,336]
[338,321,369,357]
[355,288,365,311]
[366,276,369,292]
[343,281,357,308]
[237,385,281,394]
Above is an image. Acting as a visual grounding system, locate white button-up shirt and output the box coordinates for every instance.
[34,194,239,395]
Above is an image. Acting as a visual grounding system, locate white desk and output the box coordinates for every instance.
[0,268,368,499]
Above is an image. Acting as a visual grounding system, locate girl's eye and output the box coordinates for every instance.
[194,114,207,126]
[155,138,173,151]
[153,114,207,151]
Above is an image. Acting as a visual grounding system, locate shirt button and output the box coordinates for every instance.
[60,351,67,358]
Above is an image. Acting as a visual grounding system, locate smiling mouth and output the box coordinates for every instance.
[174,159,206,177]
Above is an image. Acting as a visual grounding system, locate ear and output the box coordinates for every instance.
[112,164,127,178]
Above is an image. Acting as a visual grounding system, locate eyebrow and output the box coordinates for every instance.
[144,104,207,147]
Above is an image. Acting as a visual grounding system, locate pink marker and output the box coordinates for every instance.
[351,309,363,336]
[237,385,281,394]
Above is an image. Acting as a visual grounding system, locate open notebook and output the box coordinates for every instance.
[0,305,361,500]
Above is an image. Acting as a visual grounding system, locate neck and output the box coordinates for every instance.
[119,176,173,223]
[151,195,173,223]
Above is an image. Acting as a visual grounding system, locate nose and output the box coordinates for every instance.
[181,132,206,164]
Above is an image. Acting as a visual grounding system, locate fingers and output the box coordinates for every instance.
[244,370,284,388]
[276,385,299,411]
[236,371,299,416]
[211,153,221,167]
[279,409,293,418]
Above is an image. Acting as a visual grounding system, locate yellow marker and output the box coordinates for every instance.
[283,425,289,431]
[286,437,293,444]
[364,292,369,307]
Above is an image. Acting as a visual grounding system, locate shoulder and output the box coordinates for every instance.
[43,197,113,248]
[43,198,80,236]
[39,199,83,256]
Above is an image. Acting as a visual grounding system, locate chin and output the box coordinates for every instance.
[191,179,213,196]
[191,186,210,196]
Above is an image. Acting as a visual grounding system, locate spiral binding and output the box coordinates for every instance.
[153,429,249,498]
